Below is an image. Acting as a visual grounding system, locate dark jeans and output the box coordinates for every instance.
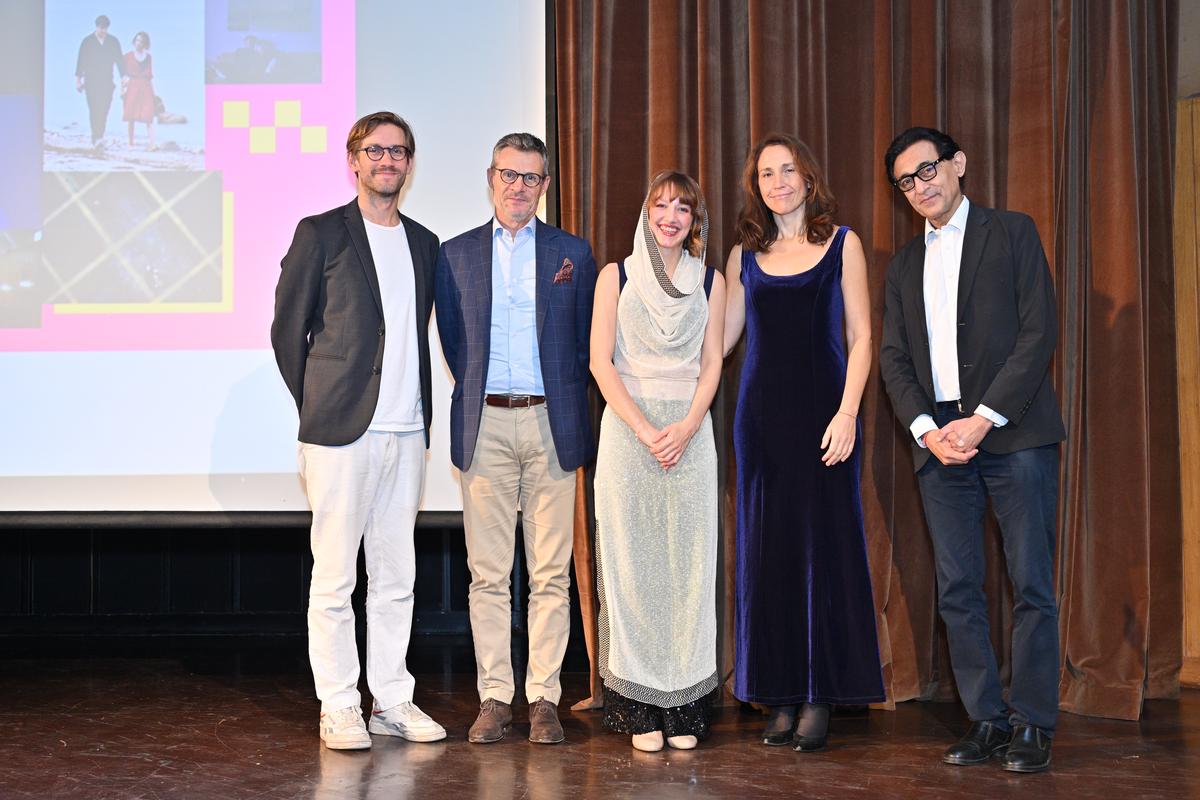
[917,402,1060,733]
[85,82,114,143]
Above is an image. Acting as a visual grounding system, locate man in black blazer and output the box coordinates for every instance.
[880,127,1066,773]
[74,15,125,146]
[435,133,597,745]
[271,112,445,750]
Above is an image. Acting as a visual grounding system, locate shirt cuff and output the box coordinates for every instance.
[974,404,1008,428]
[910,414,937,448]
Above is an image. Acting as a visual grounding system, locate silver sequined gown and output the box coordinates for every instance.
[594,265,718,727]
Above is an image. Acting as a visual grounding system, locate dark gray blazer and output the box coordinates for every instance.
[271,198,438,447]
[880,203,1066,472]
[434,219,597,472]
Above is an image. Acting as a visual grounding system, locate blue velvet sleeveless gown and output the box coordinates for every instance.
[733,227,885,705]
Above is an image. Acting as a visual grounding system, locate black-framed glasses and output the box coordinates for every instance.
[893,156,948,192]
[492,167,547,188]
[357,144,412,161]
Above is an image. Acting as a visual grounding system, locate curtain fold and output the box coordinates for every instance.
[559,0,1179,719]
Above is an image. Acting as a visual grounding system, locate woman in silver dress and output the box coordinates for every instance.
[590,171,726,752]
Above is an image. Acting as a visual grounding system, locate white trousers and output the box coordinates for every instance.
[299,430,424,713]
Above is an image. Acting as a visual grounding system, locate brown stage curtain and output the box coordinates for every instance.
[559,0,1180,719]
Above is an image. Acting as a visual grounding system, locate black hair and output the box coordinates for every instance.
[883,126,962,183]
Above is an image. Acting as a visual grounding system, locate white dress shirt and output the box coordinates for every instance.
[910,196,1008,446]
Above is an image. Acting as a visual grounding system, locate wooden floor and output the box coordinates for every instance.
[1,637,1196,799]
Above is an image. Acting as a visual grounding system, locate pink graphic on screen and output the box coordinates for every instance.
[0,0,354,353]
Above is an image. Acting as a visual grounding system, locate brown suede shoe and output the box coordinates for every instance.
[528,697,564,744]
[468,698,512,744]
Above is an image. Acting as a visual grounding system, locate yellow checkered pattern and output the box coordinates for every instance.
[222,99,327,155]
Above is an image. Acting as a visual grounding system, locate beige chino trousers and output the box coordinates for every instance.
[461,403,576,705]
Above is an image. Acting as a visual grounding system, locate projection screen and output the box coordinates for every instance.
[0,0,547,512]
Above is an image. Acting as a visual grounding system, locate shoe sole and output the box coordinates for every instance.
[1002,759,1051,773]
[529,733,565,744]
[367,720,447,742]
[322,737,371,750]
[468,724,510,744]
[943,746,1009,766]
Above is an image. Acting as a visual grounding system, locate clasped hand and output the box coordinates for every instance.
[636,420,697,471]
[924,413,993,465]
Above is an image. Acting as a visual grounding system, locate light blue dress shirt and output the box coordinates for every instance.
[485,216,544,395]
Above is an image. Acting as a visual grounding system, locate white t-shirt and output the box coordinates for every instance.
[363,218,423,432]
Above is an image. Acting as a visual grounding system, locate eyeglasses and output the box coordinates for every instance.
[893,156,948,192]
[357,144,412,161]
[492,168,547,188]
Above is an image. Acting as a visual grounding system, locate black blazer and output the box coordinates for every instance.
[271,198,439,447]
[880,202,1066,472]
[75,33,124,85]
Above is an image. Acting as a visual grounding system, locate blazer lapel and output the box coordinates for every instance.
[401,214,427,321]
[957,203,991,319]
[475,219,494,319]
[534,219,557,341]
[906,241,929,347]
[476,220,494,352]
[344,200,383,316]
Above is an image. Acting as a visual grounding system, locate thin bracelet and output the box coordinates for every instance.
[837,410,857,419]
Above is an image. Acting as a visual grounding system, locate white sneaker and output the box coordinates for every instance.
[320,706,372,750]
[369,701,447,742]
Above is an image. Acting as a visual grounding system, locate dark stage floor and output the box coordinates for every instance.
[0,637,1196,799]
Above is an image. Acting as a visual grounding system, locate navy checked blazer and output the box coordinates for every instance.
[434,219,598,472]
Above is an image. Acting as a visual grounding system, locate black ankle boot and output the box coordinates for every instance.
[1001,725,1052,773]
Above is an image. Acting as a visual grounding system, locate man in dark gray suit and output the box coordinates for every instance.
[435,132,597,745]
[272,111,445,750]
[74,14,125,147]
[880,126,1065,773]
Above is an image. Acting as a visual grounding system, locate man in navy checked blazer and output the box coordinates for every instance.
[435,132,597,745]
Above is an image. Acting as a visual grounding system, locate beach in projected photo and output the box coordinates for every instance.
[44,0,206,171]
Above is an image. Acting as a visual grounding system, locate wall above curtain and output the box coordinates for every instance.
[556,0,1180,720]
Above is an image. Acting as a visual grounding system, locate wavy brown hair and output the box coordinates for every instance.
[735,133,836,252]
[345,111,414,157]
[646,170,707,258]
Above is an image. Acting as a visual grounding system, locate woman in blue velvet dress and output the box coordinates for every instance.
[723,133,884,751]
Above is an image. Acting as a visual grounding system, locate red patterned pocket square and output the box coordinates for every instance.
[553,257,574,284]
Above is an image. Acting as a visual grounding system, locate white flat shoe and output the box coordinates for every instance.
[632,731,664,752]
[667,735,698,750]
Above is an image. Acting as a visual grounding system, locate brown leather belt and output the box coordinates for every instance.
[485,394,546,408]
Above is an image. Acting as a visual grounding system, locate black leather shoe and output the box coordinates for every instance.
[1002,725,1052,773]
[942,721,1012,765]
